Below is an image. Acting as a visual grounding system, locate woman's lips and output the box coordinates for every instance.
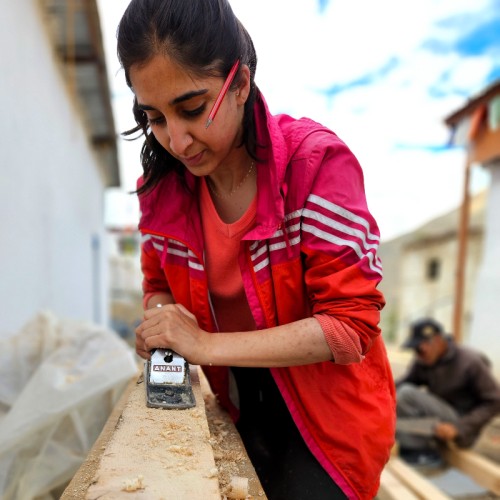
[181,150,204,168]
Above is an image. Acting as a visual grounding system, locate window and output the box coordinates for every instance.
[427,258,440,281]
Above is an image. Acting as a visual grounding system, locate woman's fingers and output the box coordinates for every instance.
[135,331,151,359]
[134,303,203,362]
[137,305,184,349]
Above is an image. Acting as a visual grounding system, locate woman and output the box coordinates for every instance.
[118,0,395,498]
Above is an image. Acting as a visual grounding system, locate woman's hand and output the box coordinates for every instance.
[136,311,334,367]
[135,303,208,364]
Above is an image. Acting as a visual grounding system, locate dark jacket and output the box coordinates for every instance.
[397,338,500,447]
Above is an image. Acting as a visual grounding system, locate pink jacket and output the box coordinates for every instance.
[138,92,396,499]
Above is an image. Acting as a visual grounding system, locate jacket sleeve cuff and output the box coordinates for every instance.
[314,314,365,364]
[143,292,158,310]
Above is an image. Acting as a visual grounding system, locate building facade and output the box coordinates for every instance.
[380,80,500,375]
[0,1,119,336]
[379,191,486,346]
[445,81,500,372]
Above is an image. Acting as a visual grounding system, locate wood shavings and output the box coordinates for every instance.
[206,467,219,478]
[122,474,145,492]
[225,476,249,499]
[63,370,223,499]
[168,445,194,456]
[191,408,204,419]
[202,375,266,498]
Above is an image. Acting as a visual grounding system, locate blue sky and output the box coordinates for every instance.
[100,0,500,240]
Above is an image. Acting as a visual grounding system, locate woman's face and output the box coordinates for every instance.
[129,54,249,177]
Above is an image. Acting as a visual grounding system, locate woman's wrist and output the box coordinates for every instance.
[145,292,172,309]
[199,331,219,366]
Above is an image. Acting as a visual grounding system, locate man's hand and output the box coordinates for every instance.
[434,422,458,441]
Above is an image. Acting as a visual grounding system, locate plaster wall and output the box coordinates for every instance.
[397,234,483,346]
[0,2,110,337]
[399,239,457,335]
[469,162,500,376]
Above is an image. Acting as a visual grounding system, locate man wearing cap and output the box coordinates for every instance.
[396,318,500,466]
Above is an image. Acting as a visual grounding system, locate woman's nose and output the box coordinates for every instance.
[167,120,193,156]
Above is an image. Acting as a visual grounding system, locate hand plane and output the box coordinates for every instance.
[145,348,196,409]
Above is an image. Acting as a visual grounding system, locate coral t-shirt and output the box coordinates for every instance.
[199,178,362,363]
[200,178,257,333]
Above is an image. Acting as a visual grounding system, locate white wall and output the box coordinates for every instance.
[397,230,483,347]
[399,239,457,335]
[469,162,500,377]
[0,2,110,337]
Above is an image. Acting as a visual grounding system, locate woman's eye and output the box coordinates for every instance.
[147,116,165,126]
[183,105,205,118]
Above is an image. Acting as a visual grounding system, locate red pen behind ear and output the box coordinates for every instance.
[205,58,241,129]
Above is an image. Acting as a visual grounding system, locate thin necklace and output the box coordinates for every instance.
[208,161,255,199]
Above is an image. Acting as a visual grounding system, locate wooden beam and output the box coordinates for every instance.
[63,367,221,499]
[442,446,500,495]
[61,376,137,499]
[386,458,452,500]
[453,153,472,343]
[378,467,420,500]
[62,365,266,499]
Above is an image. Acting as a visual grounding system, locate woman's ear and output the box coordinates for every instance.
[236,64,251,104]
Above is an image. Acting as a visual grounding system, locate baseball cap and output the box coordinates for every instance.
[402,318,444,349]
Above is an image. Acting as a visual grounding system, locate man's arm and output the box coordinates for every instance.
[454,358,500,447]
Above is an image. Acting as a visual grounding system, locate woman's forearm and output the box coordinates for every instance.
[205,317,333,367]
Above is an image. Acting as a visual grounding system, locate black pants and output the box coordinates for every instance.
[232,367,347,500]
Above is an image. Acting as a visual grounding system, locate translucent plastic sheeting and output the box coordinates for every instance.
[0,310,139,500]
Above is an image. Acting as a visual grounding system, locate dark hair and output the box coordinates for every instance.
[117,0,259,194]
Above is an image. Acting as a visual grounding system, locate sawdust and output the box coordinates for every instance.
[122,475,145,492]
[201,372,266,499]
[62,368,266,499]
[225,476,250,499]
[82,371,220,499]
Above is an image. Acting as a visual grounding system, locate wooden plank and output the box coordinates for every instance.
[442,445,500,495]
[377,467,420,500]
[64,367,221,499]
[62,365,267,499]
[61,375,138,499]
[386,458,452,500]
[396,417,439,437]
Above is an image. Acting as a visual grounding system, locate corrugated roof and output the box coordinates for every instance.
[444,80,500,128]
[41,0,119,187]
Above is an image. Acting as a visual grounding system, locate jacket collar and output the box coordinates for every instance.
[138,91,328,249]
[243,92,287,240]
